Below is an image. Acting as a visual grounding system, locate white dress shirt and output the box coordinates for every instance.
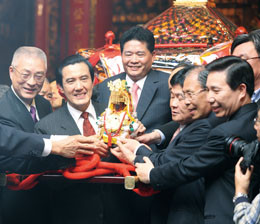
[67,100,98,135]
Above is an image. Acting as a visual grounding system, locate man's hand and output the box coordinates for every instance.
[87,135,109,158]
[131,120,146,138]
[135,131,161,145]
[135,157,154,184]
[51,135,108,158]
[110,139,136,164]
[235,157,254,195]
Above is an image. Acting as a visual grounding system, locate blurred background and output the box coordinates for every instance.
[0,0,259,85]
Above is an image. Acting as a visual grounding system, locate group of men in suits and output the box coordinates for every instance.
[1,25,260,224]
[0,26,173,224]
[112,55,258,224]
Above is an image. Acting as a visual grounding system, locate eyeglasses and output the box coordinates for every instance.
[238,56,260,61]
[254,117,260,124]
[12,66,45,83]
[183,89,206,100]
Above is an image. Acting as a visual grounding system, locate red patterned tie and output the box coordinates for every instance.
[81,112,96,136]
[132,82,139,111]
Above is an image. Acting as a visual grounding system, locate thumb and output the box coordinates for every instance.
[143,156,153,165]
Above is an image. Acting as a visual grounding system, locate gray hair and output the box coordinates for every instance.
[11,46,47,69]
[185,66,208,89]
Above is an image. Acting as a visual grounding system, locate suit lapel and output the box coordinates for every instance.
[93,101,106,117]
[136,70,159,120]
[59,105,81,134]
[35,95,51,119]
[7,89,35,131]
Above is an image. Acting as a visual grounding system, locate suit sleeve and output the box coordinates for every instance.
[150,127,230,190]
[0,123,44,157]
[156,121,179,148]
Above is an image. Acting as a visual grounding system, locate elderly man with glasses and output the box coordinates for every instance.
[0,46,53,224]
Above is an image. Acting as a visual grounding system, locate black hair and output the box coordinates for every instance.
[170,65,195,87]
[56,54,94,87]
[249,29,260,56]
[120,26,155,53]
[231,34,250,54]
[205,56,254,97]
[231,29,260,56]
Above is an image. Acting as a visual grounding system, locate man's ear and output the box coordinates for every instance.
[238,83,247,99]
[9,66,14,80]
[57,83,64,94]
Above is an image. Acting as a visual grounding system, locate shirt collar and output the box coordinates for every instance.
[67,100,96,122]
[251,88,260,103]
[125,75,147,90]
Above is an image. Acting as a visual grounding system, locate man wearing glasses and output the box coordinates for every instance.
[0,46,53,224]
[231,29,260,103]
[112,65,225,224]
[112,56,257,224]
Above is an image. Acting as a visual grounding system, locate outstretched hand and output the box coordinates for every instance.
[51,135,109,158]
[135,157,154,184]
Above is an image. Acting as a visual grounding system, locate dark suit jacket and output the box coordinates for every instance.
[0,88,52,132]
[0,88,55,224]
[34,102,106,224]
[0,124,45,171]
[135,113,224,224]
[35,101,105,135]
[94,70,172,134]
[149,103,257,224]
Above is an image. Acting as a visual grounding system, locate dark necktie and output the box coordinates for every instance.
[30,105,38,123]
[81,112,96,136]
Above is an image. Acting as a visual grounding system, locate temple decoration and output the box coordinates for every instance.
[144,0,238,70]
[97,79,138,147]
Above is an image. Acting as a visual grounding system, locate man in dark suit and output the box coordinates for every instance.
[0,123,100,173]
[35,54,109,224]
[94,26,172,140]
[231,29,260,103]
[115,56,257,224]
[0,46,54,224]
[93,26,174,224]
[113,65,224,224]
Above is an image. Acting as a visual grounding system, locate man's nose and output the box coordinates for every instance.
[26,75,37,86]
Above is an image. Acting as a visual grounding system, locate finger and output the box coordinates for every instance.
[110,148,121,158]
[77,149,94,155]
[236,157,244,170]
[143,156,152,164]
[117,137,128,144]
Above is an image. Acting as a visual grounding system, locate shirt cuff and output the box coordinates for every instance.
[154,129,165,145]
[134,143,146,155]
[42,139,52,157]
[234,196,249,206]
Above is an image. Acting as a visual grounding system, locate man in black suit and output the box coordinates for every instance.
[0,123,100,173]
[93,26,175,224]
[231,29,260,103]
[94,26,173,142]
[114,56,257,224]
[113,65,224,224]
[0,46,55,224]
[35,54,109,224]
